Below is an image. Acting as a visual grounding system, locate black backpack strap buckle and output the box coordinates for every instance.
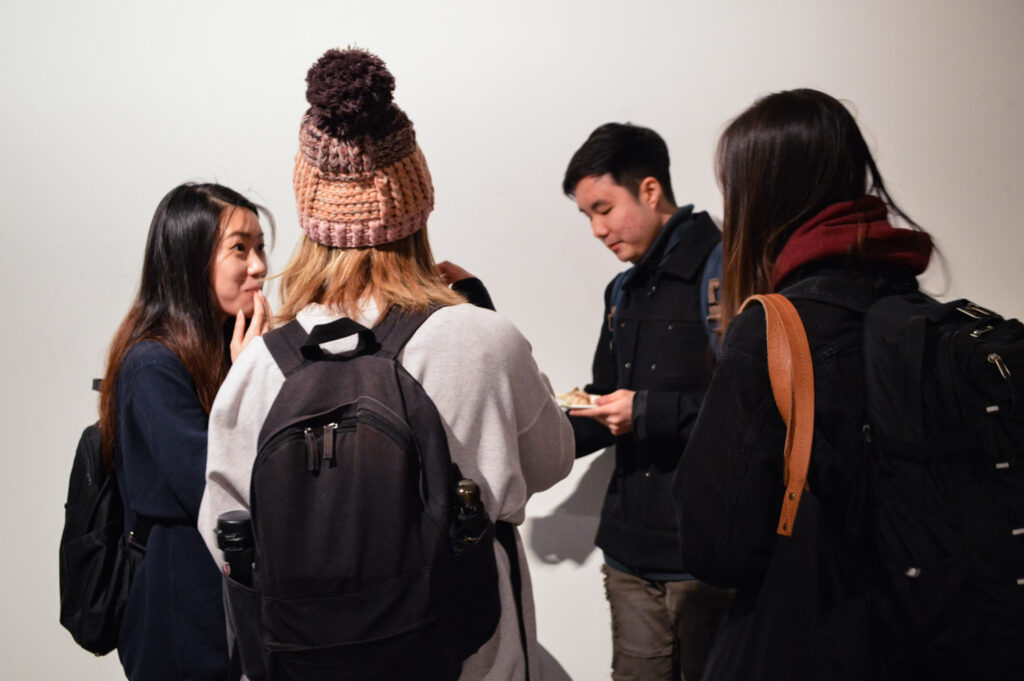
[956,301,999,321]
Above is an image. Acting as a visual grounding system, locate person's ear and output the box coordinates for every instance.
[638,177,663,209]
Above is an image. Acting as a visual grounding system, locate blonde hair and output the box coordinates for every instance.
[276,226,465,322]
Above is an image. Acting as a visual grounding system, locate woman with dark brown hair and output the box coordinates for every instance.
[99,182,273,680]
[674,89,934,680]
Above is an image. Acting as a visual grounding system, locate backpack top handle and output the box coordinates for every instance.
[301,318,380,361]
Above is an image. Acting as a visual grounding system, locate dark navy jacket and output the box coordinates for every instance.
[114,342,228,681]
[572,205,721,573]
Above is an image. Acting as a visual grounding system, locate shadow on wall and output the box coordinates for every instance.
[538,643,573,681]
[527,447,614,565]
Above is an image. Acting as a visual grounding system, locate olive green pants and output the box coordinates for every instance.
[602,563,733,681]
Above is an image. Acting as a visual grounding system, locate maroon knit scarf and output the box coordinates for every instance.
[771,196,933,289]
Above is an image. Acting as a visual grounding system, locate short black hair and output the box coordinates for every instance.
[562,122,676,205]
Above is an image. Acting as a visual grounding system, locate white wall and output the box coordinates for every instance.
[2,1,1022,679]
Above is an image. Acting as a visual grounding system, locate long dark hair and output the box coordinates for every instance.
[98,182,273,467]
[716,88,920,330]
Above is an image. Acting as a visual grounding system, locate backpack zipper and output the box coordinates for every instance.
[354,408,414,452]
[260,408,416,473]
[988,353,1011,381]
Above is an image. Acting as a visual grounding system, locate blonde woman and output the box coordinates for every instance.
[198,49,573,681]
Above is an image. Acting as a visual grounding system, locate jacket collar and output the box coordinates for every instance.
[622,205,720,287]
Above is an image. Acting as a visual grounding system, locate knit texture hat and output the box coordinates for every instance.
[293,48,434,248]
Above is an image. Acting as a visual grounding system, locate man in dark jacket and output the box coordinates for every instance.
[562,123,732,681]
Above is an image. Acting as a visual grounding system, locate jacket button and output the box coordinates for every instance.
[644,470,653,478]
[650,364,656,371]
[667,324,673,331]
[620,321,626,328]
[624,362,632,369]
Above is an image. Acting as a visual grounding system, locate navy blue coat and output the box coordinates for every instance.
[573,206,721,573]
[114,342,228,681]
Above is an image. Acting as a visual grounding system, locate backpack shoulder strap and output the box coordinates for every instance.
[262,320,309,377]
[608,269,631,347]
[374,306,444,360]
[495,521,531,681]
[700,241,723,353]
[84,378,152,554]
[740,293,815,537]
[264,308,443,371]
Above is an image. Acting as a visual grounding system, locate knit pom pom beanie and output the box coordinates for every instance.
[293,48,434,248]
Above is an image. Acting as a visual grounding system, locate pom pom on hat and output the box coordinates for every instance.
[293,47,434,249]
[306,48,402,140]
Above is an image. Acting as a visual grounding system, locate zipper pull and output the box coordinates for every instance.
[305,427,320,473]
[988,353,1011,381]
[322,423,337,467]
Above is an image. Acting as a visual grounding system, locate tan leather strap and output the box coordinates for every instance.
[740,294,815,537]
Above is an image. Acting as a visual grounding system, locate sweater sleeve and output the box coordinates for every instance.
[116,343,210,521]
[513,359,577,500]
[402,305,574,526]
[674,305,786,589]
[197,337,284,565]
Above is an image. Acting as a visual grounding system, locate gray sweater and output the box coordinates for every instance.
[198,300,575,681]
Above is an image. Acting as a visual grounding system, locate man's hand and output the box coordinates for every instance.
[572,389,635,436]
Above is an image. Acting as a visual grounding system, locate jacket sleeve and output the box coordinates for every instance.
[451,277,495,311]
[674,305,786,589]
[637,388,708,449]
[572,279,619,457]
[116,344,210,521]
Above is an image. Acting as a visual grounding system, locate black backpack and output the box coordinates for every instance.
[788,277,1024,679]
[222,308,502,681]
[58,381,149,655]
[859,290,1024,678]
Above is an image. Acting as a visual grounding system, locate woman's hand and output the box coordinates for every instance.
[230,290,272,362]
[436,260,475,285]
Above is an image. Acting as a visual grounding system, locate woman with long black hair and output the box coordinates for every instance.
[674,89,934,680]
[99,182,273,681]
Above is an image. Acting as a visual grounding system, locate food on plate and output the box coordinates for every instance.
[556,388,597,409]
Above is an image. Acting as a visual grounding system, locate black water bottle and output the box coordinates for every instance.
[451,479,489,554]
[215,510,254,587]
